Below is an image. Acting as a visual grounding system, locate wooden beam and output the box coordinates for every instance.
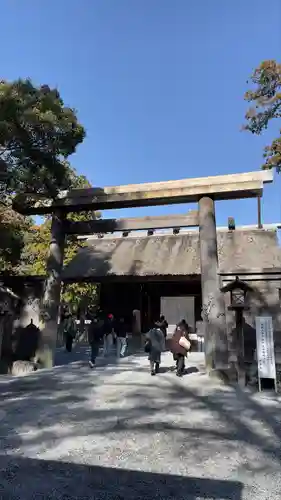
[61,170,273,197]
[65,211,199,235]
[257,196,262,228]
[13,170,273,215]
[15,180,264,215]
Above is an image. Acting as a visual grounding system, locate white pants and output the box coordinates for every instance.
[116,337,127,358]
[103,333,113,356]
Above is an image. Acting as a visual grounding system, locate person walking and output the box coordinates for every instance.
[62,311,76,353]
[170,320,191,377]
[102,313,115,357]
[179,319,189,335]
[88,317,103,368]
[145,322,165,376]
[115,317,128,358]
[158,315,168,339]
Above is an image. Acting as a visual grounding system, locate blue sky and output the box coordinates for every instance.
[1,0,280,226]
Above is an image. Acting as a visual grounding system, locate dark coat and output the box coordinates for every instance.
[170,327,189,356]
[115,321,127,338]
[88,322,103,344]
[158,319,168,337]
[103,319,115,335]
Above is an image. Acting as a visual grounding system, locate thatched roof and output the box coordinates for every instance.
[62,229,281,280]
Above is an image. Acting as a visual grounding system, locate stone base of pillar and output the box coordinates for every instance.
[37,317,59,369]
[209,366,237,385]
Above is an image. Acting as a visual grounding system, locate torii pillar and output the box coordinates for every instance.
[38,210,66,368]
[198,196,228,372]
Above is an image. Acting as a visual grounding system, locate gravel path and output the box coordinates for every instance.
[0,349,281,499]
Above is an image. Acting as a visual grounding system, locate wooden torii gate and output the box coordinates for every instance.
[15,170,273,370]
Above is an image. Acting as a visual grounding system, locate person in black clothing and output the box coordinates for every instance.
[102,313,115,356]
[61,311,76,353]
[115,317,128,358]
[179,319,189,336]
[88,318,103,367]
[158,315,168,338]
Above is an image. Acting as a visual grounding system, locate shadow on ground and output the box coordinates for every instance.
[0,454,243,499]
[0,351,281,497]
[54,340,145,367]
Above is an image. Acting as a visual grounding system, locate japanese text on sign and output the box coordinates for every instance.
[255,316,276,380]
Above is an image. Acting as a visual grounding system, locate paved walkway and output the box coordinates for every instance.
[0,349,281,499]
[53,339,142,367]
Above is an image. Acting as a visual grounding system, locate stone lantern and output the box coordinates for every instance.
[221,276,253,385]
[226,276,250,310]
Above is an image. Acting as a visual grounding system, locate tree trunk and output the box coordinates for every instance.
[198,196,228,372]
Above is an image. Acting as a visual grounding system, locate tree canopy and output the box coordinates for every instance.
[0,77,100,311]
[0,78,85,199]
[0,201,32,273]
[244,60,281,171]
[0,78,86,273]
[22,170,100,312]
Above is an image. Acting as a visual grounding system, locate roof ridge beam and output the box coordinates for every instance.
[65,211,199,235]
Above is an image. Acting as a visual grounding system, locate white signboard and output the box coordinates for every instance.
[255,316,277,390]
[160,296,195,335]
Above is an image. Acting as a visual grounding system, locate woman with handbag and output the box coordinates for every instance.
[145,322,165,376]
[170,320,191,377]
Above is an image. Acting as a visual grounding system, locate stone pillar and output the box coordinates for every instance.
[39,211,66,368]
[198,196,228,371]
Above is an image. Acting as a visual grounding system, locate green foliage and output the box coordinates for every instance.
[23,170,99,311]
[0,78,85,198]
[0,76,97,309]
[23,217,99,311]
[243,60,281,171]
[0,201,32,272]
[0,77,86,272]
